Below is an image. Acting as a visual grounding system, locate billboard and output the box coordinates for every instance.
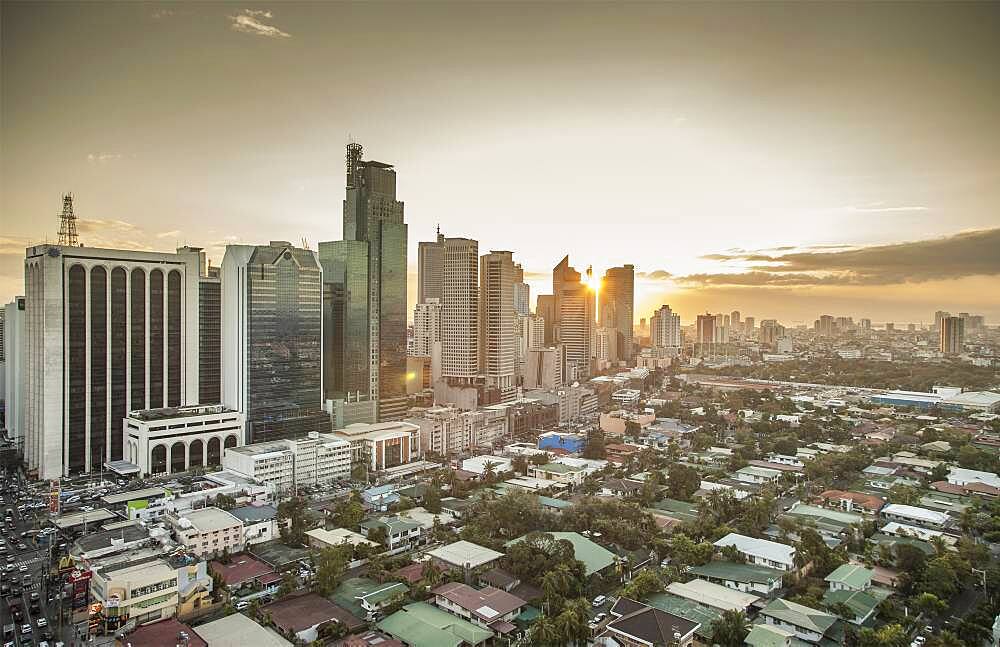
[49,480,60,514]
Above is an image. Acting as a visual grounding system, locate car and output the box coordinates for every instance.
[19,565,28,572]
[35,619,47,628]
[591,595,607,608]
[235,600,250,611]
[17,544,27,551]
[20,624,31,635]
[79,506,94,512]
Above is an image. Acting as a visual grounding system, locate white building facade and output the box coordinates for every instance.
[124,404,245,475]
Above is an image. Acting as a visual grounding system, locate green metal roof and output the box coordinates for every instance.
[746,623,796,647]
[688,560,785,585]
[761,598,838,635]
[822,588,880,622]
[824,564,874,589]
[644,592,719,639]
[506,531,616,576]
[377,602,493,647]
[332,577,409,617]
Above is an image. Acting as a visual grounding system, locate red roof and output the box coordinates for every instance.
[392,562,425,584]
[125,618,206,647]
[817,489,885,511]
[263,592,364,633]
[210,553,275,587]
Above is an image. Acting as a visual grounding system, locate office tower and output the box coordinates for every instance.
[815,314,836,336]
[860,318,872,331]
[417,228,445,304]
[536,294,556,345]
[743,316,755,334]
[730,310,741,333]
[323,143,408,422]
[696,314,716,357]
[24,244,203,479]
[344,143,408,421]
[592,327,619,370]
[222,242,328,444]
[178,247,222,405]
[940,316,964,355]
[479,251,517,402]
[933,310,950,331]
[835,316,854,332]
[523,314,545,350]
[524,346,565,390]
[759,319,786,347]
[513,263,531,317]
[650,305,681,349]
[4,297,25,445]
[0,307,4,363]
[412,298,441,357]
[713,314,730,343]
[552,256,595,381]
[601,264,635,362]
[441,238,479,380]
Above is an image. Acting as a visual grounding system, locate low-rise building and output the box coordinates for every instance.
[306,527,379,551]
[333,421,422,472]
[735,466,782,485]
[409,406,509,457]
[123,405,245,476]
[815,490,884,516]
[664,579,759,613]
[229,505,281,546]
[714,533,796,572]
[431,582,526,634]
[880,503,950,530]
[528,461,586,485]
[360,516,422,550]
[598,599,699,647]
[758,598,843,645]
[166,507,244,557]
[222,432,351,493]
[427,540,505,573]
[686,561,784,597]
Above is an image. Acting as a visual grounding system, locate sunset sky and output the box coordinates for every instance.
[2,2,999,325]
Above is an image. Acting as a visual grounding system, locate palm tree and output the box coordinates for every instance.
[482,461,497,483]
[556,598,592,646]
[530,616,562,646]
[710,609,751,647]
[421,560,443,588]
[928,630,964,647]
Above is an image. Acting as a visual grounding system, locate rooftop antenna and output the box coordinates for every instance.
[57,193,81,247]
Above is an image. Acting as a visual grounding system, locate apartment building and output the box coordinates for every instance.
[166,506,244,557]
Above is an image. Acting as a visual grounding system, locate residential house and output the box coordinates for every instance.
[687,561,785,597]
[360,516,423,550]
[758,598,844,645]
[714,533,796,572]
[431,582,526,637]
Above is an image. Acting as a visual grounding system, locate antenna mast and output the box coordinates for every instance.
[57,193,80,246]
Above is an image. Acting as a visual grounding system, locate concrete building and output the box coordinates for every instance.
[3,297,25,445]
[23,243,204,478]
[222,242,329,444]
[523,345,565,391]
[479,251,517,403]
[695,314,716,357]
[650,304,681,350]
[552,256,595,381]
[332,420,421,473]
[166,506,245,557]
[714,533,796,572]
[417,229,445,305]
[124,404,245,475]
[230,505,282,546]
[222,432,352,492]
[412,298,441,357]
[410,405,508,457]
[600,265,635,362]
[512,263,531,317]
[940,316,964,355]
[592,326,620,371]
[440,237,479,383]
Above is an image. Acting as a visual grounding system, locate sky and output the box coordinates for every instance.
[2,2,999,326]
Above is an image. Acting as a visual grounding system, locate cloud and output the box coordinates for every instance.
[151,8,173,19]
[156,230,181,239]
[230,9,291,38]
[87,153,123,163]
[75,218,140,234]
[637,269,672,281]
[848,205,929,213]
[679,228,1000,288]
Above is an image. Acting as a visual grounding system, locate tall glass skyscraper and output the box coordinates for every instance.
[321,143,408,423]
[222,242,328,443]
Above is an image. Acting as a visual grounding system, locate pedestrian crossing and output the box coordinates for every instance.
[9,555,44,568]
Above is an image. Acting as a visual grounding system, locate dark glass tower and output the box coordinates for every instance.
[324,143,408,422]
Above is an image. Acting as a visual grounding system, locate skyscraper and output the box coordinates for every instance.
[601,265,635,363]
[479,250,517,402]
[324,143,408,422]
[222,242,328,444]
[412,298,442,358]
[441,237,479,381]
[940,316,964,355]
[650,305,681,349]
[512,263,531,317]
[24,243,203,478]
[696,313,716,358]
[552,256,595,381]
[180,247,222,405]
[417,228,445,304]
[4,297,25,447]
[536,294,556,345]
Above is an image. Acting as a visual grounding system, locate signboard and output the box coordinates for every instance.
[49,480,61,514]
[69,569,92,611]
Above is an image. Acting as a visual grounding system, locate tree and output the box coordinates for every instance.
[277,571,297,598]
[857,623,908,647]
[511,455,528,476]
[423,481,442,514]
[710,609,751,647]
[583,428,607,459]
[366,525,388,548]
[666,464,701,501]
[366,551,388,583]
[887,484,921,506]
[530,453,550,466]
[213,493,237,511]
[219,546,232,565]
[555,597,592,646]
[621,569,664,601]
[911,592,946,619]
[421,560,443,588]
[333,498,365,529]
[482,461,498,483]
[772,436,798,456]
[529,615,562,646]
[277,497,310,546]
[313,545,352,596]
[926,631,964,647]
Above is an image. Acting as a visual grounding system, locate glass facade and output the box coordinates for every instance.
[90,266,107,468]
[148,269,164,409]
[246,245,326,442]
[319,240,369,401]
[68,265,87,473]
[167,270,181,407]
[110,268,127,461]
[199,278,221,404]
[130,268,146,410]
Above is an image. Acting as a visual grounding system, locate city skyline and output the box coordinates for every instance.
[3,2,1000,323]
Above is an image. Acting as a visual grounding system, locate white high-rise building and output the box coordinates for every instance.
[4,297,26,446]
[441,238,479,380]
[479,251,517,402]
[553,256,594,380]
[23,244,203,479]
[409,405,508,456]
[412,298,441,357]
[592,326,619,370]
[650,305,682,349]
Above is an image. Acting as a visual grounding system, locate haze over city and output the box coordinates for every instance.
[3,2,999,324]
